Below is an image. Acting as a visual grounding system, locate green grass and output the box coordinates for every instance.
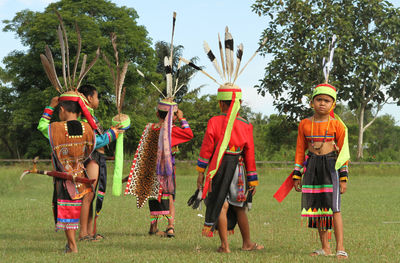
[1,162,399,262]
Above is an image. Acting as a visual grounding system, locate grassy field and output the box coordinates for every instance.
[0,162,399,262]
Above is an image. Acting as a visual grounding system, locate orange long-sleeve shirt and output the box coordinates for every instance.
[294,117,349,171]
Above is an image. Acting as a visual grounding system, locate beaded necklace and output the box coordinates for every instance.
[310,115,331,152]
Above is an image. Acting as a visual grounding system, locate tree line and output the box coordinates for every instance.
[1,0,400,162]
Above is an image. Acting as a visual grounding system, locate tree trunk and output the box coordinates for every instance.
[0,136,16,158]
[357,104,365,160]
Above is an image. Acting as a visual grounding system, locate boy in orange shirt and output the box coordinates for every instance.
[292,84,349,259]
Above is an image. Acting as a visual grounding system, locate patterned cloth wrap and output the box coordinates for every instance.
[49,120,95,230]
[49,120,96,200]
[125,123,160,208]
[156,100,178,195]
[301,151,340,230]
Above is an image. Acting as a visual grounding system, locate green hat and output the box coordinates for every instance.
[217,83,242,101]
[312,83,337,102]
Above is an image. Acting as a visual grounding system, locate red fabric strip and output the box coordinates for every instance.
[217,88,242,92]
[59,96,98,130]
[273,172,294,203]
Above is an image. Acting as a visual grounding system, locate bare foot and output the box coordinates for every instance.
[242,242,264,251]
[64,244,78,253]
[310,248,332,256]
[217,246,231,253]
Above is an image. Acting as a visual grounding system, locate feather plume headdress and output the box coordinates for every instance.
[102,33,131,196]
[180,27,268,199]
[313,35,338,108]
[136,12,181,196]
[136,12,183,104]
[312,35,349,170]
[40,11,99,129]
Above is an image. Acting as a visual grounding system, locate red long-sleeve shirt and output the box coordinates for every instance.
[196,114,258,186]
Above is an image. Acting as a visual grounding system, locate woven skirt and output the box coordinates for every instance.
[301,151,340,230]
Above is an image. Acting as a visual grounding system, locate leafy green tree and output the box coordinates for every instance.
[252,0,400,160]
[2,0,156,158]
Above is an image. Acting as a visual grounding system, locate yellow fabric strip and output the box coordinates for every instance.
[334,114,350,170]
[207,96,241,180]
[248,181,259,187]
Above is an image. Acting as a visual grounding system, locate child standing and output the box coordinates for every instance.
[124,99,193,237]
[196,94,263,253]
[37,93,97,253]
[292,83,349,259]
[181,27,266,253]
[77,84,122,241]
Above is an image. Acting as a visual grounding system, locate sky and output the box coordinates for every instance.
[1,0,400,123]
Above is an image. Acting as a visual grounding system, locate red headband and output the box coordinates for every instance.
[59,95,98,130]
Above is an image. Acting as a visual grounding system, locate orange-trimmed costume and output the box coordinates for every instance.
[275,83,350,231]
[294,117,349,181]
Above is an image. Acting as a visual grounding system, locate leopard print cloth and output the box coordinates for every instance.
[124,123,160,208]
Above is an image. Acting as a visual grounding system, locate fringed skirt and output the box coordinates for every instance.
[301,151,340,230]
[148,195,171,223]
[52,178,82,231]
[148,163,176,223]
[203,154,248,237]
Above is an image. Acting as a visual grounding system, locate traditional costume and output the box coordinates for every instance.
[293,84,349,230]
[35,12,101,231]
[124,12,193,225]
[181,27,267,236]
[274,35,350,231]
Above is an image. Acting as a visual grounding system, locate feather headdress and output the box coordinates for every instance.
[40,11,100,93]
[274,35,348,204]
[40,11,99,129]
[312,35,349,170]
[136,12,181,197]
[102,33,131,196]
[180,26,267,88]
[137,12,185,101]
[180,27,267,199]
[322,34,337,84]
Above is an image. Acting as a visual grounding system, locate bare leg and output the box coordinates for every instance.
[311,221,331,256]
[217,201,230,253]
[235,206,264,251]
[79,160,99,239]
[149,220,157,233]
[65,229,78,253]
[333,212,346,257]
[88,201,94,236]
[166,195,175,235]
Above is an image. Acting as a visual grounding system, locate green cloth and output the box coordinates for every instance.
[111,116,131,196]
[216,90,242,100]
[312,84,337,101]
[334,113,350,170]
[207,95,241,180]
[37,117,50,139]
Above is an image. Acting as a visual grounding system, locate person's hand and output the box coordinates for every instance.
[294,180,302,192]
[50,96,59,108]
[197,172,204,189]
[249,186,256,196]
[176,109,183,119]
[111,124,125,135]
[340,181,347,194]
